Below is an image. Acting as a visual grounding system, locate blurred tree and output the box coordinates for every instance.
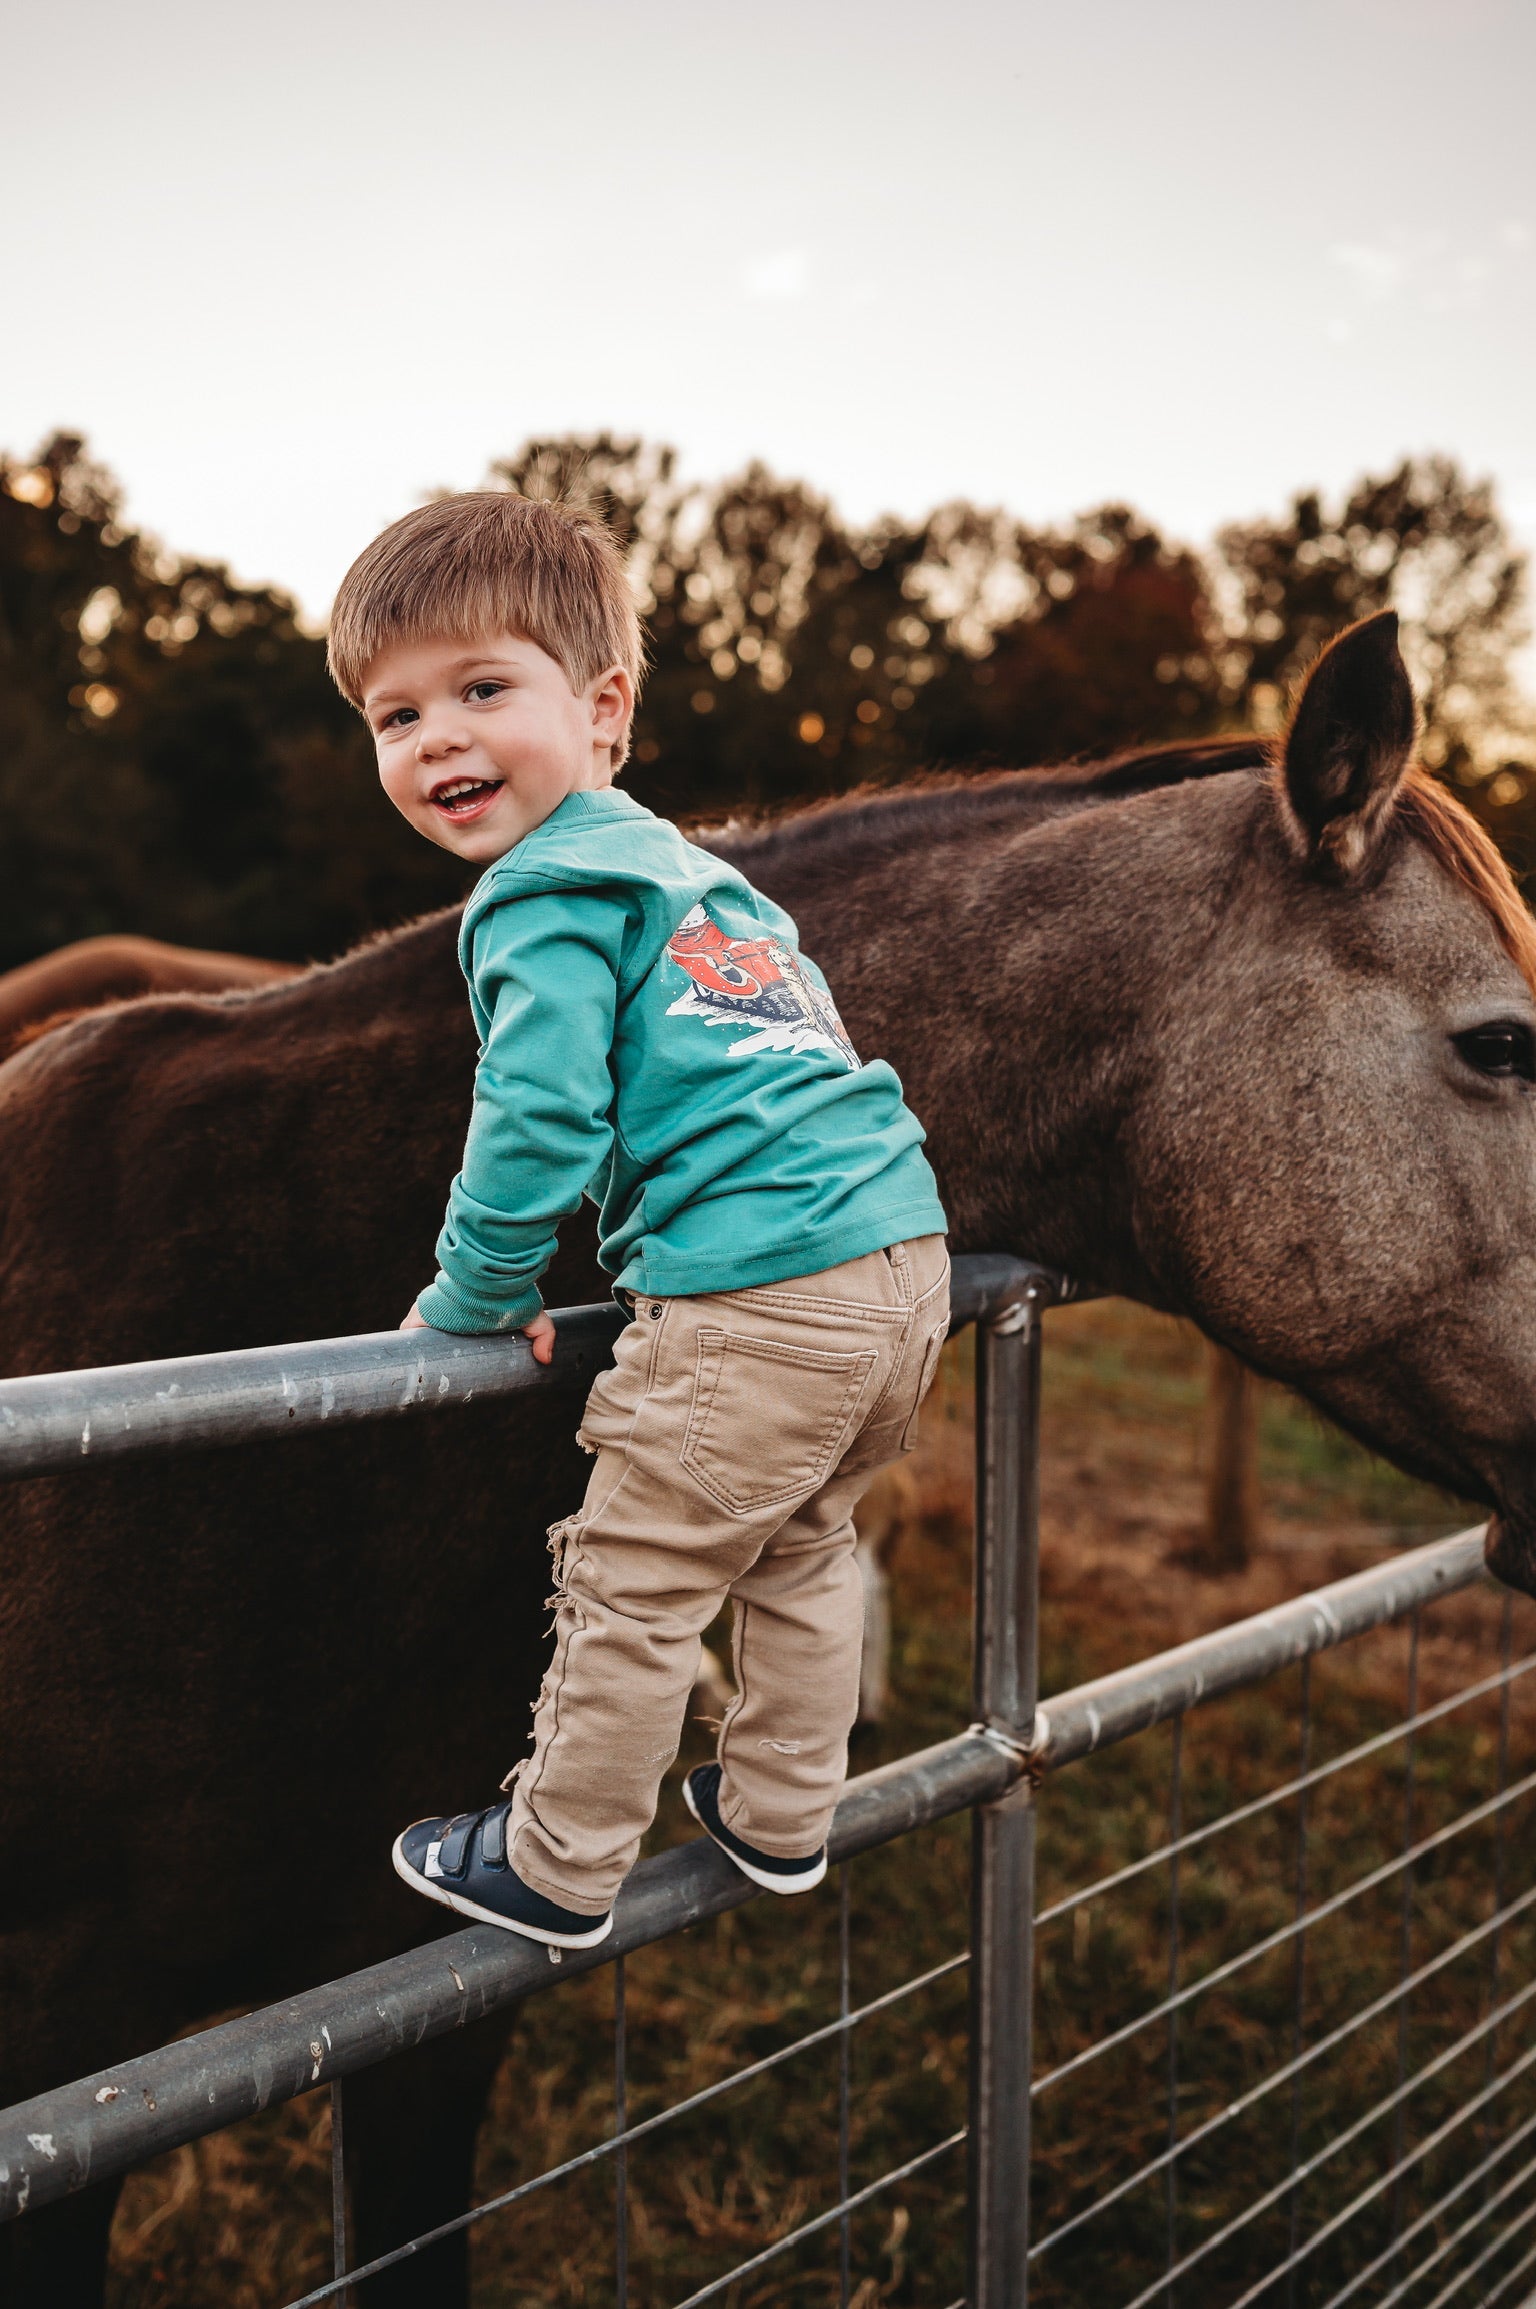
[3,433,1531,970]
[1215,453,1535,878]
[916,504,1221,767]
[489,437,1224,818]
[0,435,466,968]
[490,437,859,814]
[1216,456,1529,763]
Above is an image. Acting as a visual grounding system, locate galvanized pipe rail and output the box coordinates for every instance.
[1035,1521,1491,1769]
[0,1522,1490,2233]
[0,1305,628,1481]
[0,1251,1048,1483]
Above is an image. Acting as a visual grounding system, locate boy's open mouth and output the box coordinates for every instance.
[430,777,504,820]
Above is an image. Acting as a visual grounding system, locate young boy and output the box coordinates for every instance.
[328,493,950,1949]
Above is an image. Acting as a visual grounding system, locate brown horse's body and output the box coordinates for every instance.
[3,618,1534,2304]
[0,935,299,1061]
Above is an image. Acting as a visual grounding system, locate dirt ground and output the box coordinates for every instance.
[903,1295,1479,1678]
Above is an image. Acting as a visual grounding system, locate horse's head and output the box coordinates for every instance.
[1133,611,1536,1595]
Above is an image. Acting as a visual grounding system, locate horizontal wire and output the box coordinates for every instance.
[1422,2219,1536,2309]
[266,1652,1535,2308]
[1113,1984,1536,2309]
[278,1952,966,2308]
[1035,1758,1536,2098]
[1327,2120,1536,2309]
[666,2128,966,2309]
[1200,2026,1536,2309]
[1474,2226,1536,2309]
[1386,2154,1536,2309]
[1037,1650,1536,1929]
[1031,1879,1536,2262]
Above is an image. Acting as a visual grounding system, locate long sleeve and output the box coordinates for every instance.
[415,889,623,1333]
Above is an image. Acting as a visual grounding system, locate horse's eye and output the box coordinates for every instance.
[1453,1021,1536,1082]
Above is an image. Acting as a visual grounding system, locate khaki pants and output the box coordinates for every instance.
[506,1235,951,1910]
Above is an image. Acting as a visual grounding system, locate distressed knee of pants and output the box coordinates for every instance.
[500,1517,588,1803]
[544,1513,578,1612]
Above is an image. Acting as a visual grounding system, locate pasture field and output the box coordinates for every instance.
[104,1302,1536,2308]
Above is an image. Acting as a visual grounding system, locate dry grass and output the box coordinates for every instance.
[105,1302,1536,2307]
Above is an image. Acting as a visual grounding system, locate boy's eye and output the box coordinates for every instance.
[466,680,506,702]
[379,706,418,731]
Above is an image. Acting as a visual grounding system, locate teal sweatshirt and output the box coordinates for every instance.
[415,788,946,1334]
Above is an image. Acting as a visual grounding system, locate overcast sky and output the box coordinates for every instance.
[4,0,1532,630]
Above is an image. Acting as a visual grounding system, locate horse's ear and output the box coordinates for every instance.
[1279,611,1418,878]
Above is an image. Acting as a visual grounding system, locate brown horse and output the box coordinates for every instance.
[0,935,299,1061]
[2,614,1533,2305]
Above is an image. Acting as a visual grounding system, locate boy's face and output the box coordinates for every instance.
[363,631,633,864]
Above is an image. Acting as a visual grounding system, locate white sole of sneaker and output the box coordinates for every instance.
[390,1834,614,1949]
[682,1775,829,1894]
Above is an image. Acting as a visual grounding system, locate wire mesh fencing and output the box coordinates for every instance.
[145,1526,1536,2309]
[0,1262,1531,2309]
[1027,1570,1536,2309]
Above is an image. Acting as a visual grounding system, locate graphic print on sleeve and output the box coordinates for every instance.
[664,904,860,1070]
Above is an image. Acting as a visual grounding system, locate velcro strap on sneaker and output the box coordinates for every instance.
[479,1803,509,1869]
[436,1810,485,1878]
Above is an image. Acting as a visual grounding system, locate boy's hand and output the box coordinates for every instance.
[398,1304,554,1363]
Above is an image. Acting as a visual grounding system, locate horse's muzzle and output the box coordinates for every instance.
[1484,1510,1536,1600]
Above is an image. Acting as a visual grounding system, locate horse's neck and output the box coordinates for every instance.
[734,777,1251,1297]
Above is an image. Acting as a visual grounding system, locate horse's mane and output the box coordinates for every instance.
[707,732,1536,1001]
[700,735,1270,869]
[1395,769,1536,998]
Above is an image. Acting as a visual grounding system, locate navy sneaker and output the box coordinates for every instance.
[392,1801,613,1949]
[683,1763,828,1894]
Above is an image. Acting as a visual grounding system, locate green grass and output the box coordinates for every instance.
[1038,1300,1463,1538]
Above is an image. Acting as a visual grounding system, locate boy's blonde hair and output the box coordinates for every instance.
[328,493,646,761]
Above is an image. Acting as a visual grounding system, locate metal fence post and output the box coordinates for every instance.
[968,1286,1043,2309]
[329,2080,350,2308]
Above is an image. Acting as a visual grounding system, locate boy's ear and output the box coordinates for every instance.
[1279,611,1417,878]
[589,666,635,762]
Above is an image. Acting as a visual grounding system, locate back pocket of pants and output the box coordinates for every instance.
[681,1328,878,1513]
[899,1320,950,1453]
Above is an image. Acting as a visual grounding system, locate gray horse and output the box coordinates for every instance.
[0,610,1530,2305]
[737,608,1536,1593]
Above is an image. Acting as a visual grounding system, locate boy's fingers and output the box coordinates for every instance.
[524,1315,556,1365]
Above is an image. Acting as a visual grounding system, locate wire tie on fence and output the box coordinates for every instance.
[987,1288,1042,1335]
[968,1716,1049,1785]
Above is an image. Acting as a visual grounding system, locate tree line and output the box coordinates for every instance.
[0,429,1529,971]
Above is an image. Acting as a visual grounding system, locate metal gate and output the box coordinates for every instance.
[0,1256,1531,2305]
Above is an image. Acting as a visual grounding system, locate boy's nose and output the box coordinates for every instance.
[415,716,469,762]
